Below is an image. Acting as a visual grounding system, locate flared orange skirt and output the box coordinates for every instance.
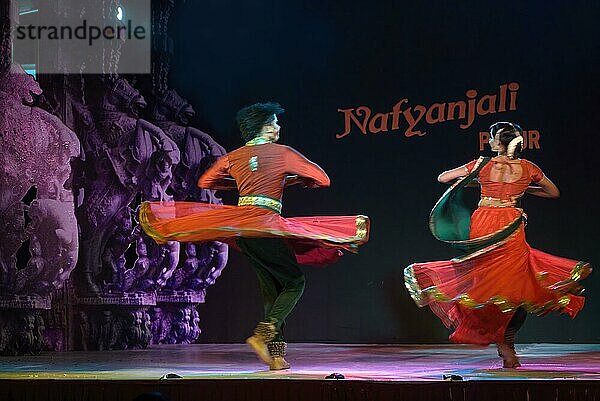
[139,201,370,266]
[405,206,591,345]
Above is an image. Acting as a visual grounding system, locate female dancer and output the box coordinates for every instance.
[404,122,591,368]
[140,102,369,370]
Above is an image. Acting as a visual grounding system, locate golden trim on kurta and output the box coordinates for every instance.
[238,195,282,213]
[139,202,169,244]
[244,137,272,146]
[355,215,369,241]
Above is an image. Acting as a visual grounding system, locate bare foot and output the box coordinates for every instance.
[497,342,521,368]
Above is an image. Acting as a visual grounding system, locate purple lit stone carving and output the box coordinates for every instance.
[149,89,229,295]
[73,77,180,295]
[0,64,80,297]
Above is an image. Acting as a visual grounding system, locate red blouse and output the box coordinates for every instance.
[198,143,330,200]
[464,158,544,201]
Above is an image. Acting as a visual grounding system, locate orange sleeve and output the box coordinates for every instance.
[284,147,331,187]
[197,155,237,190]
[526,160,544,183]
[463,159,479,173]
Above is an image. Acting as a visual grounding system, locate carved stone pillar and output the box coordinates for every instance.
[2,0,228,352]
[0,64,80,354]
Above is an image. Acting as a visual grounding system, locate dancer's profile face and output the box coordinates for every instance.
[260,114,281,142]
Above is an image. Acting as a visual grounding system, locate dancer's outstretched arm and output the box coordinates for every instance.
[438,165,470,183]
[284,147,330,188]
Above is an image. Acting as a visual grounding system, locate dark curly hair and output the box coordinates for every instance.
[489,121,523,157]
[236,102,285,142]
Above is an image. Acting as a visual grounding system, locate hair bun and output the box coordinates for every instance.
[506,135,524,159]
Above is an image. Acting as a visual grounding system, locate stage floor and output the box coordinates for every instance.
[1,343,599,381]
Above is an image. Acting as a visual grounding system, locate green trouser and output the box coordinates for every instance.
[237,237,306,342]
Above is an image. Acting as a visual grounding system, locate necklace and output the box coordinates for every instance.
[245,137,272,146]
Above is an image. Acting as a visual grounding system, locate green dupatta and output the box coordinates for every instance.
[429,157,523,255]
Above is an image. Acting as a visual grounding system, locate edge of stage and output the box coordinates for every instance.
[1,343,599,401]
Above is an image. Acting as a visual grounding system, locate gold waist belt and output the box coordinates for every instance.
[479,197,517,208]
[238,195,282,214]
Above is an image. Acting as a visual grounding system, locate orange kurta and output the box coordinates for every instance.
[140,142,369,266]
[199,143,331,198]
[405,158,591,344]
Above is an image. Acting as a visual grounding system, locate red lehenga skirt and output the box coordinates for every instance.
[139,201,370,266]
[404,158,591,345]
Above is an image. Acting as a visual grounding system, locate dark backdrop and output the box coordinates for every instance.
[168,0,599,343]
